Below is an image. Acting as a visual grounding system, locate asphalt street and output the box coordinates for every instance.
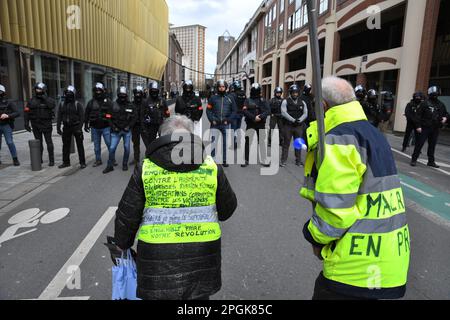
[0,109,449,300]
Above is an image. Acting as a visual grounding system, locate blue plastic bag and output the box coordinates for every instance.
[112,249,140,300]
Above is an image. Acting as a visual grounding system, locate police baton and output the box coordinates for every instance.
[306,0,326,167]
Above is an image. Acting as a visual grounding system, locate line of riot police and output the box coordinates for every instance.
[20,81,170,173]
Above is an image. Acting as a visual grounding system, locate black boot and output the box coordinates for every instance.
[13,158,20,166]
[103,166,114,174]
[58,163,71,169]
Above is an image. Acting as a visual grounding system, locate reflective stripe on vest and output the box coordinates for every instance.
[138,156,221,244]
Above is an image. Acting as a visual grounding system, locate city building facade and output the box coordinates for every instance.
[217,32,236,67]
[163,32,184,98]
[216,0,450,132]
[170,24,206,90]
[0,0,169,130]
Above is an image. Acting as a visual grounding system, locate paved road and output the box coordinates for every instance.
[0,109,449,300]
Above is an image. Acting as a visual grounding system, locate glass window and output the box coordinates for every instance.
[40,55,59,101]
[319,0,329,14]
[280,0,285,13]
[0,43,22,102]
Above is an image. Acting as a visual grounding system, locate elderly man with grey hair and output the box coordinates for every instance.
[300,76,409,300]
[113,115,237,300]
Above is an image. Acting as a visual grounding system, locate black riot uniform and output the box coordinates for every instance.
[57,86,86,169]
[140,82,170,149]
[280,84,308,167]
[131,86,146,165]
[241,83,270,167]
[175,81,203,122]
[402,92,424,152]
[364,89,382,128]
[355,85,369,114]
[24,83,56,166]
[411,86,449,167]
[84,86,113,131]
[302,84,315,124]
[269,87,284,146]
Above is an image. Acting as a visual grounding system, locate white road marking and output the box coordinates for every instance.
[38,207,117,300]
[391,148,450,176]
[400,181,434,198]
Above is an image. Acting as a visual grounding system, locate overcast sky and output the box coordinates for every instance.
[166,0,260,77]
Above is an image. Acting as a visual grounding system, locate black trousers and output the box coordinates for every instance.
[131,125,142,163]
[312,272,370,300]
[269,115,284,146]
[281,122,304,163]
[412,127,440,163]
[244,124,265,163]
[32,127,54,163]
[141,126,160,151]
[62,126,86,165]
[402,121,417,149]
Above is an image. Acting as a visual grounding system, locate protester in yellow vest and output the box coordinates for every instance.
[301,76,410,300]
[113,115,237,300]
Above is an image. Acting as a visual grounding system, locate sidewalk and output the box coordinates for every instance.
[0,103,176,215]
[0,125,106,214]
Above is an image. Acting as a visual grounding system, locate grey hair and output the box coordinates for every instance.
[159,115,194,136]
[322,76,356,107]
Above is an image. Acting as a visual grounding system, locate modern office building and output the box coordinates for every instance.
[216,0,450,132]
[0,0,169,130]
[170,24,206,90]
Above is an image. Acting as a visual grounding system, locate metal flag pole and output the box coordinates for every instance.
[306,0,326,167]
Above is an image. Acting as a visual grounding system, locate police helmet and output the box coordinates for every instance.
[35,82,47,93]
[289,84,300,96]
[428,86,440,97]
[303,84,312,95]
[367,89,378,100]
[183,80,194,93]
[216,79,228,90]
[274,87,283,95]
[233,80,242,91]
[117,86,128,97]
[0,84,5,95]
[413,92,424,101]
[250,83,261,97]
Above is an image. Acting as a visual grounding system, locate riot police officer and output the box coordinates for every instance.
[175,80,203,136]
[84,82,113,167]
[241,83,270,167]
[379,91,394,132]
[302,84,315,124]
[0,84,20,166]
[355,85,368,109]
[280,84,308,167]
[57,86,86,169]
[411,86,448,168]
[103,86,136,174]
[24,83,56,166]
[230,80,246,134]
[130,86,146,165]
[269,87,284,147]
[140,81,170,149]
[402,92,424,152]
[365,89,382,128]
[207,80,237,167]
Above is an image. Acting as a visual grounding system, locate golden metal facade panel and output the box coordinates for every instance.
[0,0,169,80]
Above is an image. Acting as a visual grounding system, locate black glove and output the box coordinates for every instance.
[104,236,137,266]
[57,128,63,136]
[84,125,90,133]
[25,124,32,132]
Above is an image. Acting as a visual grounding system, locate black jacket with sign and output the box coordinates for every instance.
[114,135,237,300]
[141,96,169,127]
[84,97,113,129]
[0,98,20,127]
[243,97,270,128]
[24,95,56,130]
[175,94,203,122]
[416,98,448,129]
[57,100,84,130]
[111,100,136,132]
